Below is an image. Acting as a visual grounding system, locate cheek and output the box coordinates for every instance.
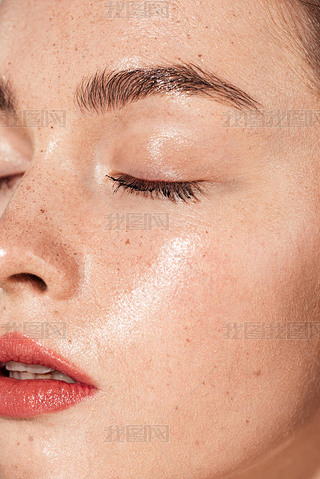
[99,228,234,406]
[115,203,320,468]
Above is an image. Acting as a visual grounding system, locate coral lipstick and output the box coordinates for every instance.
[0,332,97,418]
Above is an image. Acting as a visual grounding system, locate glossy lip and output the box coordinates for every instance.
[0,332,98,418]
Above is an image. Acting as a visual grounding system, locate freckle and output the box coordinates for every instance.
[75,46,78,51]
[26,185,31,190]
[254,369,262,376]
[246,420,249,424]
[17,442,20,446]
[202,381,205,385]
[40,209,45,214]
[186,338,190,342]
[198,54,202,58]
[175,405,179,410]
[28,435,34,441]
[125,239,130,245]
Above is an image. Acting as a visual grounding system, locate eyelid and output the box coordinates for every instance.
[105,173,206,203]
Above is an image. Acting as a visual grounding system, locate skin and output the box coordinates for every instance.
[0,0,320,477]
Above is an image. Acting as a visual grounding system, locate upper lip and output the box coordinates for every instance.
[0,332,96,387]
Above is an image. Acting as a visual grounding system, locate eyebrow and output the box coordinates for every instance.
[74,62,262,114]
[0,62,263,117]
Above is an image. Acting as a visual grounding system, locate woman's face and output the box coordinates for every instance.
[0,0,320,478]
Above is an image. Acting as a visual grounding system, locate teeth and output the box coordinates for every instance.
[2,362,76,383]
[51,372,76,383]
[5,361,55,374]
[9,371,76,383]
[10,372,36,380]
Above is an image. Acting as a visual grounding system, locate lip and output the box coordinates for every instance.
[0,332,97,418]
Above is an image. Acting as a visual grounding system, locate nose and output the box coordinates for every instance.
[0,170,80,301]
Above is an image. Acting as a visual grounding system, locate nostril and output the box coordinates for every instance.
[8,273,47,292]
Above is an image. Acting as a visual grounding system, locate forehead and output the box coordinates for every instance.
[0,0,310,112]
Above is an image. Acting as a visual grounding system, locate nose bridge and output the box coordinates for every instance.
[0,160,81,300]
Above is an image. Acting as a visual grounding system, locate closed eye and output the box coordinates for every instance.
[105,173,207,203]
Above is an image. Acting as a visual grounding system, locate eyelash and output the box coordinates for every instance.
[105,174,206,203]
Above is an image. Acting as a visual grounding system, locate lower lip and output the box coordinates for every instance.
[0,375,96,418]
